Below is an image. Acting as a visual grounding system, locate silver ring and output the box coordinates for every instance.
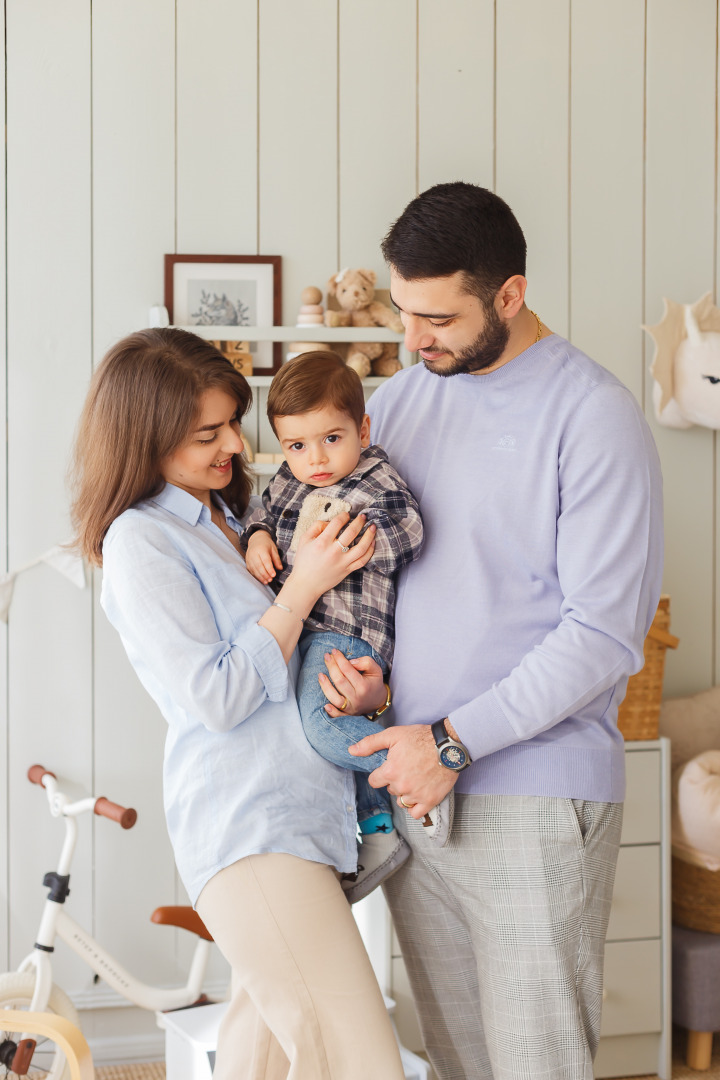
[335,539,350,553]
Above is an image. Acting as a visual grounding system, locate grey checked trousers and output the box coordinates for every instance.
[384,793,623,1080]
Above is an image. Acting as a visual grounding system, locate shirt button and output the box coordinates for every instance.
[281,510,294,518]
[346,805,354,813]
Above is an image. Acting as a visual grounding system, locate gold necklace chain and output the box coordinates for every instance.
[528,309,543,344]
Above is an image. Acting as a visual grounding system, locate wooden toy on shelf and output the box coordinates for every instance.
[296,285,324,328]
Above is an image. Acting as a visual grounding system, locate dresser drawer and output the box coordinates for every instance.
[606,845,660,941]
[600,939,662,1036]
[622,749,661,844]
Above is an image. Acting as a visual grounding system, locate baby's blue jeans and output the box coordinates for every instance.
[297,629,391,823]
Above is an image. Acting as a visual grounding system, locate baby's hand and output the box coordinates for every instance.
[245,530,283,584]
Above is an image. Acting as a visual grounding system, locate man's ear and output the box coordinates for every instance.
[360,413,371,447]
[496,275,527,319]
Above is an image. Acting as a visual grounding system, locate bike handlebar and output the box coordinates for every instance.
[27,765,138,829]
[27,764,56,786]
[94,797,137,830]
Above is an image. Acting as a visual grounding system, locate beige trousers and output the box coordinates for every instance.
[196,853,405,1080]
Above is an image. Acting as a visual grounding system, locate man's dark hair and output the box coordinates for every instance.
[381,182,527,305]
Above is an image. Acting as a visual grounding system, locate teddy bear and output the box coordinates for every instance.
[324,268,404,378]
[289,492,352,552]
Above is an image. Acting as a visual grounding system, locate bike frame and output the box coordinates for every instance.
[17,775,212,1018]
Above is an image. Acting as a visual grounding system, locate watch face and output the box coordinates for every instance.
[439,744,468,770]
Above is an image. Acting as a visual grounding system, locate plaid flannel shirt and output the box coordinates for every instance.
[242,446,424,669]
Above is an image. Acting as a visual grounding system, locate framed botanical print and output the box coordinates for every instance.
[164,254,282,373]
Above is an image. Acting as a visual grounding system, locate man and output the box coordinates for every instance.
[349,182,663,1080]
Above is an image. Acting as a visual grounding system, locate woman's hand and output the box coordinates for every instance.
[319,650,387,718]
[259,514,375,666]
[288,512,375,608]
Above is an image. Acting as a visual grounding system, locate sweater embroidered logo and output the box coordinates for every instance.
[493,434,517,451]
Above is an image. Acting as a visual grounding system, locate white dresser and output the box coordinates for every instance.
[357,738,671,1080]
[594,737,671,1080]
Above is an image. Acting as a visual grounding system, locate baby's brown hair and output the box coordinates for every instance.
[267,351,366,435]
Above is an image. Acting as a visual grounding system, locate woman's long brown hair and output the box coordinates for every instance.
[71,328,254,565]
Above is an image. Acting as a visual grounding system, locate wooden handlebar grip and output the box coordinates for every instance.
[27,764,57,785]
[94,797,137,830]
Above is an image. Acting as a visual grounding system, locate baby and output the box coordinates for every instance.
[242,351,424,902]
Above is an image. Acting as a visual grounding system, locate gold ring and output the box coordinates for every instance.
[335,539,350,553]
[339,696,349,713]
[399,795,416,810]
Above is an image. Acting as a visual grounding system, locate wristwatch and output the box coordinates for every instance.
[431,719,471,771]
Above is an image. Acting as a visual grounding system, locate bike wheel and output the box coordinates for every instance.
[0,972,79,1080]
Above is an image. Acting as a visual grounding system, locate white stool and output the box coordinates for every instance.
[158,1002,225,1080]
[157,995,429,1080]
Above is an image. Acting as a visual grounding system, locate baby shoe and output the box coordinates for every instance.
[342,830,410,904]
[422,790,455,847]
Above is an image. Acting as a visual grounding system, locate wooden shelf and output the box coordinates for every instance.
[250,462,280,476]
[173,324,403,344]
[246,374,390,388]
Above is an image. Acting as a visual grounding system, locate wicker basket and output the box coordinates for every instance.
[672,855,720,934]
[617,595,679,740]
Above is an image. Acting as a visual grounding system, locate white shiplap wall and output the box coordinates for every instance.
[6,0,94,998]
[0,0,6,980]
[1,0,719,1062]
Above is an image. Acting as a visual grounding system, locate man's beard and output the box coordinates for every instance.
[422,302,510,377]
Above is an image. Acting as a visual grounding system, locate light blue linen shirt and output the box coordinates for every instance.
[100,482,357,904]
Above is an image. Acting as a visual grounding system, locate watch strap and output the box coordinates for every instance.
[431,719,449,746]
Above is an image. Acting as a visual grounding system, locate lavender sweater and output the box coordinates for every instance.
[367,334,663,802]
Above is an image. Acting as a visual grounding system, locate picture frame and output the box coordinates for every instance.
[164,254,282,374]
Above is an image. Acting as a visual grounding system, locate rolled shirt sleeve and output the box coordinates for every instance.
[102,515,289,734]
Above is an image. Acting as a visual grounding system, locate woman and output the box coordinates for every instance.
[71,328,404,1080]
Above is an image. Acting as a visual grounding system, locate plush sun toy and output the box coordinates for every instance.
[643,292,720,429]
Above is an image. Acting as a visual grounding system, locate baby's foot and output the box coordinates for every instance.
[341,831,410,904]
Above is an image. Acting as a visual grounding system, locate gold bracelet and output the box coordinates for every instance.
[366,682,392,721]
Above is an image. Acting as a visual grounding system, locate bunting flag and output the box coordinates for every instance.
[0,544,86,623]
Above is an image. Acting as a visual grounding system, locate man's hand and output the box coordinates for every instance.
[245,531,283,584]
[349,724,458,820]
[319,649,387,718]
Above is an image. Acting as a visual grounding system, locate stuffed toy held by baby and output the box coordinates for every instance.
[289,493,352,552]
[325,268,404,378]
[644,292,720,429]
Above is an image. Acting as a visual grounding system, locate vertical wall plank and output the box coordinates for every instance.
[176,0,258,254]
[496,0,570,336]
[0,1,7,976]
[92,0,176,358]
[645,0,717,696]
[91,0,180,989]
[570,0,645,400]
[6,0,93,988]
[339,0,416,277]
[716,21,720,692]
[417,0,494,193]
[259,0,338,326]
